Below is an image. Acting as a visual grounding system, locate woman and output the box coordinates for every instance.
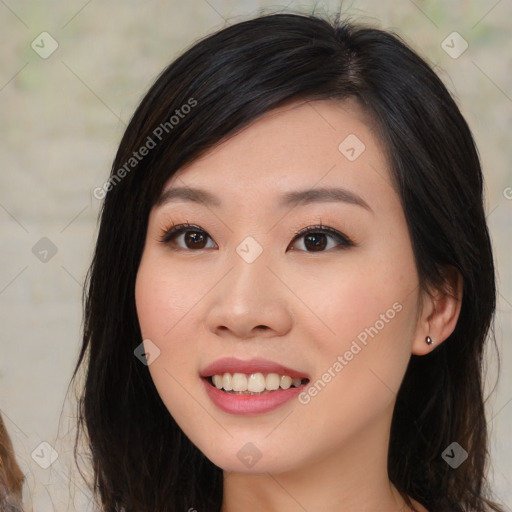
[74,12,505,512]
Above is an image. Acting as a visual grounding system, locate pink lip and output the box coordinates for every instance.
[200,357,309,415]
[202,378,306,415]
[200,357,309,380]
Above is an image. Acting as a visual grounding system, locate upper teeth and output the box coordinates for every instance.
[211,373,304,392]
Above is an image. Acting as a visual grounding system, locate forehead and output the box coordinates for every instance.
[163,98,394,211]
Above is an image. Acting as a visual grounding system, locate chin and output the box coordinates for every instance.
[196,438,302,475]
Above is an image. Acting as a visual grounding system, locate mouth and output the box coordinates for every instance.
[200,358,310,414]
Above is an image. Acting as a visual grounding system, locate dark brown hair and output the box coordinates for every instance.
[73,11,504,512]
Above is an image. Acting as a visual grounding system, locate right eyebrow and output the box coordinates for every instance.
[156,186,222,208]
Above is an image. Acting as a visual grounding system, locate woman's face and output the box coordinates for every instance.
[135,99,426,474]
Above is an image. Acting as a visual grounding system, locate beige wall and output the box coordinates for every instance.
[0,1,510,509]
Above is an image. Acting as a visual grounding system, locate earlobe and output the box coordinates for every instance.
[412,268,463,356]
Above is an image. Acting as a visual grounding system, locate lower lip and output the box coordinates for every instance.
[202,378,305,415]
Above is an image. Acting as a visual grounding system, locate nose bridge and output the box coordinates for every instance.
[226,238,276,310]
[226,222,273,287]
[206,236,293,337]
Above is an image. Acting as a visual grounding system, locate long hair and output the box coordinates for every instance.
[73,12,504,512]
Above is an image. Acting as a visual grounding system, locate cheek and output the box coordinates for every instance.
[293,288,417,459]
[297,246,418,353]
[135,252,201,340]
[135,255,204,430]
[135,254,193,382]
[135,261,203,375]
[297,245,419,410]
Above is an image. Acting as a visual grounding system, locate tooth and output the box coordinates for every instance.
[265,373,280,391]
[222,373,233,391]
[232,373,248,392]
[247,373,266,392]
[211,371,302,392]
[212,375,223,389]
[280,375,292,390]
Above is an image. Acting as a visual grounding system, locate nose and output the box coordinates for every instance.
[205,252,293,340]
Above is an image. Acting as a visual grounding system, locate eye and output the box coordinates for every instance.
[160,223,216,250]
[160,222,354,252]
[288,224,354,252]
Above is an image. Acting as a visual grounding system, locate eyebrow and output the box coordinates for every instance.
[156,186,372,213]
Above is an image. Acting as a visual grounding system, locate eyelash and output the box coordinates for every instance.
[159,222,355,252]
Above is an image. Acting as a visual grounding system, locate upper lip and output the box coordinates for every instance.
[200,357,310,380]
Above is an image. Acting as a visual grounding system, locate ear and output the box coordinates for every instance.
[412,267,463,355]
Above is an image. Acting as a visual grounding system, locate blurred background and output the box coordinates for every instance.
[0,0,510,510]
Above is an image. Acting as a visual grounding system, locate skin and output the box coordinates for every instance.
[135,98,462,512]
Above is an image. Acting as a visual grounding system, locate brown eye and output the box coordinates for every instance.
[302,232,328,251]
[183,231,209,249]
[161,224,216,250]
[289,226,353,252]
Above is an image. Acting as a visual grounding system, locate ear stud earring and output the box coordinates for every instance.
[425,335,435,346]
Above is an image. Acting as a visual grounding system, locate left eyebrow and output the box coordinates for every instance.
[156,185,372,213]
[280,187,373,213]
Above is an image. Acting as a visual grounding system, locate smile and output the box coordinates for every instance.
[200,358,310,415]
